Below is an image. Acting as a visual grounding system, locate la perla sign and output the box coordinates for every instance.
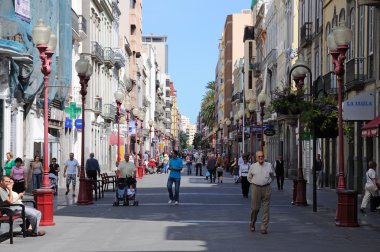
[343,91,375,121]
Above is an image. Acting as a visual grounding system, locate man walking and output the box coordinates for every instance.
[167,150,183,205]
[63,153,80,197]
[274,155,284,190]
[247,151,276,234]
[195,152,203,176]
[86,153,101,181]
[118,154,136,179]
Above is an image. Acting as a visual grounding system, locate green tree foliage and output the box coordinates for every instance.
[179,130,188,151]
[200,81,215,129]
[192,132,202,150]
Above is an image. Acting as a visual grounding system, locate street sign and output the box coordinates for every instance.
[264,128,276,136]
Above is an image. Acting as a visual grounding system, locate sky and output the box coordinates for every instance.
[142,0,251,124]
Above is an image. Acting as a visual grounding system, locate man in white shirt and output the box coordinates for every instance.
[247,151,275,234]
[63,153,80,197]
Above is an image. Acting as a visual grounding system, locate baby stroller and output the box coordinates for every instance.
[49,173,58,195]
[113,177,139,206]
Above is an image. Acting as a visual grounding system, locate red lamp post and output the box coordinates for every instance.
[148,119,154,158]
[257,92,268,152]
[124,98,132,155]
[139,111,145,165]
[327,23,358,227]
[132,107,140,167]
[31,19,57,226]
[114,89,124,165]
[219,122,223,155]
[75,55,94,206]
[225,119,231,158]
[248,103,255,163]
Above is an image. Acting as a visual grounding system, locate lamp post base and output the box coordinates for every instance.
[136,166,143,179]
[77,178,94,205]
[292,179,308,206]
[336,190,359,227]
[33,188,55,226]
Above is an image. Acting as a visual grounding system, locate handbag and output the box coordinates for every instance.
[205,171,210,177]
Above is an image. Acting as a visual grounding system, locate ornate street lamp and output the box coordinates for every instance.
[327,22,358,227]
[288,56,312,207]
[257,91,268,152]
[248,102,255,163]
[219,122,224,156]
[75,54,93,205]
[114,89,124,165]
[124,97,132,155]
[148,119,154,159]
[139,111,145,165]
[132,107,140,167]
[225,118,231,158]
[31,19,57,226]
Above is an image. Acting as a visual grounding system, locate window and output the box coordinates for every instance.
[326,23,331,72]
[348,8,355,60]
[368,7,375,79]
[358,6,364,59]
[339,9,345,24]
[248,71,253,89]
[166,90,170,97]
[130,0,136,9]
[166,79,170,87]
[314,51,320,78]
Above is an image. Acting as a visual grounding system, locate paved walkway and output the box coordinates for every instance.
[1,166,380,251]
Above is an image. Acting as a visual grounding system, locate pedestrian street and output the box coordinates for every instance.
[2,171,380,252]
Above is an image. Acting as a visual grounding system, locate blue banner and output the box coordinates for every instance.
[75,119,82,129]
[65,117,72,129]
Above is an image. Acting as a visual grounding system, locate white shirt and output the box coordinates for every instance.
[366,168,377,187]
[239,163,250,177]
[247,161,276,186]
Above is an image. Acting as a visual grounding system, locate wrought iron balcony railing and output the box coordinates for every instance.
[91,41,104,63]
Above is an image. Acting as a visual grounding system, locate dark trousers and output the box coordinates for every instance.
[209,170,216,183]
[195,163,203,176]
[86,170,98,181]
[167,177,181,201]
[241,176,249,197]
[276,175,284,190]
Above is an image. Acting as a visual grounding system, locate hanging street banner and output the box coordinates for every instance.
[343,91,375,121]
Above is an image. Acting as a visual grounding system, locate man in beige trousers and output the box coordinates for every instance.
[247,151,276,234]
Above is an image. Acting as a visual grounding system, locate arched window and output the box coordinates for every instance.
[368,7,375,78]
[326,22,331,72]
[349,8,355,60]
[339,9,345,23]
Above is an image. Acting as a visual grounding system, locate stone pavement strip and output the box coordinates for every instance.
[1,169,380,252]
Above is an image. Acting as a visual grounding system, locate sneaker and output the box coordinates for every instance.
[168,200,173,204]
[72,194,76,197]
[360,208,366,214]
[175,201,179,205]
[65,189,70,195]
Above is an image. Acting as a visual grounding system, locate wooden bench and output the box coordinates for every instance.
[101,173,116,192]
[91,179,104,200]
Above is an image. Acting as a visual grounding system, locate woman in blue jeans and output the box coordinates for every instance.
[167,150,183,205]
[31,155,43,190]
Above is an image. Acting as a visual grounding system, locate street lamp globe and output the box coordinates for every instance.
[85,64,93,77]
[133,107,139,118]
[32,19,51,45]
[333,22,353,46]
[140,111,145,121]
[46,33,57,51]
[75,56,90,75]
[326,33,338,51]
[148,119,154,127]
[258,91,268,107]
[124,99,132,112]
[292,56,309,78]
[114,89,124,103]
[225,118,231,126]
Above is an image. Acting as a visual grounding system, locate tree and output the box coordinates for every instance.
[179,130,188,151]
[200,81,215,129]
[192,132,202,150]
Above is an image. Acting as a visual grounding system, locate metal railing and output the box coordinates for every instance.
[300,22,312,48]
[91,41,104,63]
[104,47,115,67]
[345,57,366,90]
[78,15,87,35]
[323,71,337,95]
[102,104,116,120]
[72,9,79,35]
[113,48,126,68]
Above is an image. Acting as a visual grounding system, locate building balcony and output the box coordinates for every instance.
[102,104,116,121]
[113,48,126,68]
[91,41,104,64]
[72,9,80,41]
[313,76,324,96]
[78,15,87,39]
[231,92,243,103]
[300,22,312,48]
[94,97,102,115]
[104,47,115,68]
[345,57,366,91]
[251,62,261,77]
[323,71,337,95]
[358,0,380,6]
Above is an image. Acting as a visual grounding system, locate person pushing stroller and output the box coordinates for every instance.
[115,154,138,206]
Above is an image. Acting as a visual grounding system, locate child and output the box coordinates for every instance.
[127,184,135,198]
[217,166,224,183]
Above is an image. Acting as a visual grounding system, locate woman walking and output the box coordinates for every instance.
[360,161,379,213]
[31,155,43,190]
[10,157,28,193]
[4,151,15,176]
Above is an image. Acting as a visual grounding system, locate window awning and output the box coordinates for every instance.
[362,115,380,137]
[109,133,124,145]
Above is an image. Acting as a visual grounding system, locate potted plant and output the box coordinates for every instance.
[269,87,312,115]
